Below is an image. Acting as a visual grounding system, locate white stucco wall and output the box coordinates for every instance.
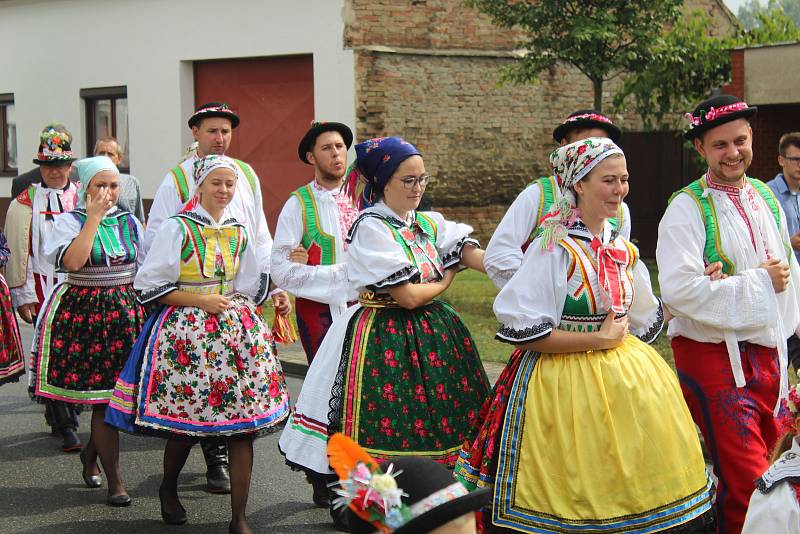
[0,0,355,197]
[744,43,800,105]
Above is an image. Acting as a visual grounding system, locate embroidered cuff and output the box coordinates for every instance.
[635,299,665,344]
[495,322,553,345]
[441,237,480,269]
[137,283,178,304]
[369,265,420,289]
[54,244,70,272]
[254,273,271,305]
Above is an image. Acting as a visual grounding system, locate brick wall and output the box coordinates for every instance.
[721,49,745,99]
[434,204,507,245]
[347,0,737,224]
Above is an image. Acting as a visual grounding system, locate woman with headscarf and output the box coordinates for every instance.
[105,154,290,534]
[33,155,146,506]
[279,137,491,519]
[455,138,713,533]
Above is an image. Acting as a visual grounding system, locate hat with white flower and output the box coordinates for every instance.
[328,433,490,533]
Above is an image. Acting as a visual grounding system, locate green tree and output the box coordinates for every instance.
[465,0,684,112]
[738,4,800,43]
[738,0,800,30]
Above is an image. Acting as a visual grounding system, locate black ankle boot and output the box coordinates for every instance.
[51,401,81,452]
[200,438,230,494]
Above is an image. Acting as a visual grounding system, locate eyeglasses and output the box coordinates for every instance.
[397,174,431,189]
[783,156,800,165]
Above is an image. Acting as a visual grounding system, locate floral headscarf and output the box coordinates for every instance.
[538,137,624,251]
[193,154,238,188]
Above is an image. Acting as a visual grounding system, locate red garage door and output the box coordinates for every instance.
[194,55,315,230]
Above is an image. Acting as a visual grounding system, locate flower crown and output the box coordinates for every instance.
[38,128,73,159]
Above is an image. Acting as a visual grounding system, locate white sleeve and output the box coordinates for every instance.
[493,242,568,344]
[143,174,182,259]
[234,226,270,305]
[9,259,37,307]
[347,218,417,290]
[133,215,146,270]
[742,485,800,534]
[43,212,82,270]
[249,170,274,276]
[269,196,353,305]
[627,255,664,343]
[484,185,540,290]
[620,202,632,241]
[656,194,777,330]
[420,211,479,269]
[134,218,183,303]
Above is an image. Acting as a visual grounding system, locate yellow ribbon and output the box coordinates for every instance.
[201,226,238,279]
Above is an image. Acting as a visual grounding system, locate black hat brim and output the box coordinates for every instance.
[298,122,354,164]
[393,487,491,534]
[33,158,76,166]
[684,107,757,140]
[553,119,622,143]
[188,111,240,129]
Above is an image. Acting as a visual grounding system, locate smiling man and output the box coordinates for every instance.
[657,94,800,534]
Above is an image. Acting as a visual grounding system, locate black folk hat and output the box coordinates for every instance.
[684,94,757,140]
[347,456,491,534]
[188,102,240,129]
[552,109,622,143]
[297,121,353,164]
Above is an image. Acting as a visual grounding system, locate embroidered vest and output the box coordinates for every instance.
[170,159,257,203]
[71,210,139,266]
[669,176,789,275]
[379,213,442,283]
[528,176,622,247]
[292,184,337,266]
[174,214,246,295]
[557,235,637,332]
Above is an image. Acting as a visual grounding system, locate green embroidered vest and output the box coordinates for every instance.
[379,213,441,281]
[668,176,789,275]
[291,184,336,266]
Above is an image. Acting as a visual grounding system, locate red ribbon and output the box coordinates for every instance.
[591,236,629,314]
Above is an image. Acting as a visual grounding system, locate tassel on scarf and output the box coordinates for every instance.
[537,197,578,251]
[271,313,298,345]
[342,160,368,210]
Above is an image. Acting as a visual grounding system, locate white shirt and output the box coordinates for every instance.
[657,178,800,410]
[743,438,800,534]
[485,180,631,289]
[269,180,357,317]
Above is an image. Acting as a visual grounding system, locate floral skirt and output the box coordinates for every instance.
[33,283,145,403]
[279,300,490,475]
[457,336,713,534]
[105,295,290,437]
[0,274,24,386]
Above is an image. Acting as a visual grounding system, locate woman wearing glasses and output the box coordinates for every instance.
[279,137,490,513]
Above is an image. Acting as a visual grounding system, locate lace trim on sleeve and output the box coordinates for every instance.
[253,273,270,306]
[440,236,480,269]
[368,265,420,290]
[137,283,178,304]
[636,299,665,344]
[495,322,553,345]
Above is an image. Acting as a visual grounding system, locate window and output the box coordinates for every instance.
[81,86,129,172]
[0,94,17,176]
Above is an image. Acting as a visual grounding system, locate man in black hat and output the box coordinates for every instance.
[5,124,82,452]
[657,94,800,534]
[271,120,358,506]
[484,109,630,289]
[143,102,290,496]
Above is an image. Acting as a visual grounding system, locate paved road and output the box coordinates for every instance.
[0,323,335,534]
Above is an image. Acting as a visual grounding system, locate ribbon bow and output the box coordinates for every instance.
[96,217,126,258]
[201,226,238,279]
[591,236,629,314]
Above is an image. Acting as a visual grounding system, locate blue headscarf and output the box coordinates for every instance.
[73,156,118,208]
[344,137,421,209]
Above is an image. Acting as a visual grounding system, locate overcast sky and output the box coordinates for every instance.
[723,0,761,14]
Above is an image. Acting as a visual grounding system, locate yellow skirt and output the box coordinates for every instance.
[493,335,712,533]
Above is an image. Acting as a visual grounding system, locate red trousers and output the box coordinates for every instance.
[672,336,791,534]
[295,297,333,365]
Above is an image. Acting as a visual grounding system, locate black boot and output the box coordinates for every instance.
[51,401,81,452]
[307,472,331,508]
[200,438,230,494]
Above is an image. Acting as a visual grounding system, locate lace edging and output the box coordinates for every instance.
[441,237,480,269]
[636,299,665,344]
[369,265,420,289]
[253,273,270,305]
[137,283,177,304]
[495,322,553,345]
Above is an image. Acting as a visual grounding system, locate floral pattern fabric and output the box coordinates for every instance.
[34,284,145,403]
[0,274,24,385]
[108,295,290,437]
[330,300,489,466]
